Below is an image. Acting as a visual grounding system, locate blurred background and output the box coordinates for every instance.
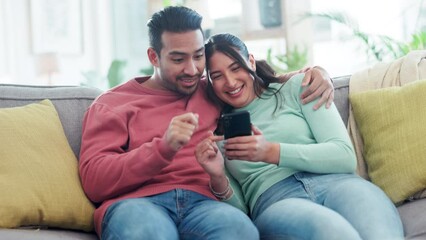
[0,0,425,89]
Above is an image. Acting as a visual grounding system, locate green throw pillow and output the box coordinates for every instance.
[0,99,95,231]
[350,80,426,204]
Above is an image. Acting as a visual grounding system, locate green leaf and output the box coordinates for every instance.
[265,46,308,74]
[107,60,127,88]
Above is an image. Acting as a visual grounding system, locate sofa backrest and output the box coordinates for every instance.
[0,84,102,158]
[0,78,351,158]
[331,75,350,126]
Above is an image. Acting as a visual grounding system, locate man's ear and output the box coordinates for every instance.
[248,54,256,71]
[147,48,160,67]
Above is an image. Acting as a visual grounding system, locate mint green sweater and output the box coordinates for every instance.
[224,74,356,214]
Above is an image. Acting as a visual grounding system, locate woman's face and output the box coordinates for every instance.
[208,51,257,108]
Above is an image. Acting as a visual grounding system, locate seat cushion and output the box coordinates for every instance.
[398,198,426,239]
[0,228,98,240]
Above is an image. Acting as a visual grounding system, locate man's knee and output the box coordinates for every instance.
[102,198,179,240]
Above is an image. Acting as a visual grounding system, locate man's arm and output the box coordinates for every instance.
[276,66,311,82]
[79,104,178,203]
[278,66,334,110]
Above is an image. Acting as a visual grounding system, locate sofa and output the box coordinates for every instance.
[0,75,425,239]
[0,83,100,240]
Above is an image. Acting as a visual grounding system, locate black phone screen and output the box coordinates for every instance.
[221,111,252,139]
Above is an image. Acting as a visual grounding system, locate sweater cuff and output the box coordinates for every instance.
[156,137,178,160]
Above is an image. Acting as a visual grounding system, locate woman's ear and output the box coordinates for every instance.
[147,48,160,67]
[248,54,256,71]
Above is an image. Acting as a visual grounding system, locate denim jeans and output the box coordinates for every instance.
[252,172,404,240]
[101,189,259,240]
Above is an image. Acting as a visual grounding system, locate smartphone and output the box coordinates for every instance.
[221,111,252,139]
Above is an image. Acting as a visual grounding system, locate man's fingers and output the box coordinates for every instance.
[326,90,334,108]
[171,112,200,136]
[301,70,312,87]
[313,94,327,110]
[301,85,324,104]
[300,79,321,100]
[168,113,200,151]
[313,88,334,110]
[175,112,199,126]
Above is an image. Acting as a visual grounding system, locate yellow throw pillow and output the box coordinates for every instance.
[350,80,426,204]
[0,99,95,231]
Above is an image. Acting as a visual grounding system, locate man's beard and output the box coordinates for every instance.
[174,74,201,96]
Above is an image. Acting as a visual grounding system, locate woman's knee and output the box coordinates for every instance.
[254,199,361,240]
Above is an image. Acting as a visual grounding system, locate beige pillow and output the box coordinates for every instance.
[0,99,95,231]
[350,80,426,204]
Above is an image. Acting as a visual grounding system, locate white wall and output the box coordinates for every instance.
[110,0,150,81]
[310,0,423,77]
[0,0,114,86]
[0,0,10,82]
[1,0,423,85]
[0,0,34,84]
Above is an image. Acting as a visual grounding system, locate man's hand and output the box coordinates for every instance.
[164,112,199,151]
[277,66,334,110]
[300,66,334,110]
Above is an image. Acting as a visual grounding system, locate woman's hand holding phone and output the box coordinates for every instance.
[224,125,280,165]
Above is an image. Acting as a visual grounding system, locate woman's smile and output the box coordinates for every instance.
[226,85,244,96]
[208,51,257,108]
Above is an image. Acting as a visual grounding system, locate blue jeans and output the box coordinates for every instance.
[252,172,404,240]
[101,189,259,240]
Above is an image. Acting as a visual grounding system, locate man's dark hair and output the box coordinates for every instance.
[147,6,203,55]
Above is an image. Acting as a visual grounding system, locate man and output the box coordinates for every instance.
[79,6,334,240]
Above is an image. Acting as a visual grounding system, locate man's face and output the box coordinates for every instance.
[156,30,205,95]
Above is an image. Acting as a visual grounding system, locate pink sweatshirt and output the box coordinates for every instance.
[79,77,220,235]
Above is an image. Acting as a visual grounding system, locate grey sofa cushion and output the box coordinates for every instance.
[0,84,102,158]
[398,198,426,239]
[331,75,350,126]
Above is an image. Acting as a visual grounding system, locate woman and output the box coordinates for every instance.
[195,33,404,240]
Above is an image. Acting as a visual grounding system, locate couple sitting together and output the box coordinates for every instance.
[79,6,404,240]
